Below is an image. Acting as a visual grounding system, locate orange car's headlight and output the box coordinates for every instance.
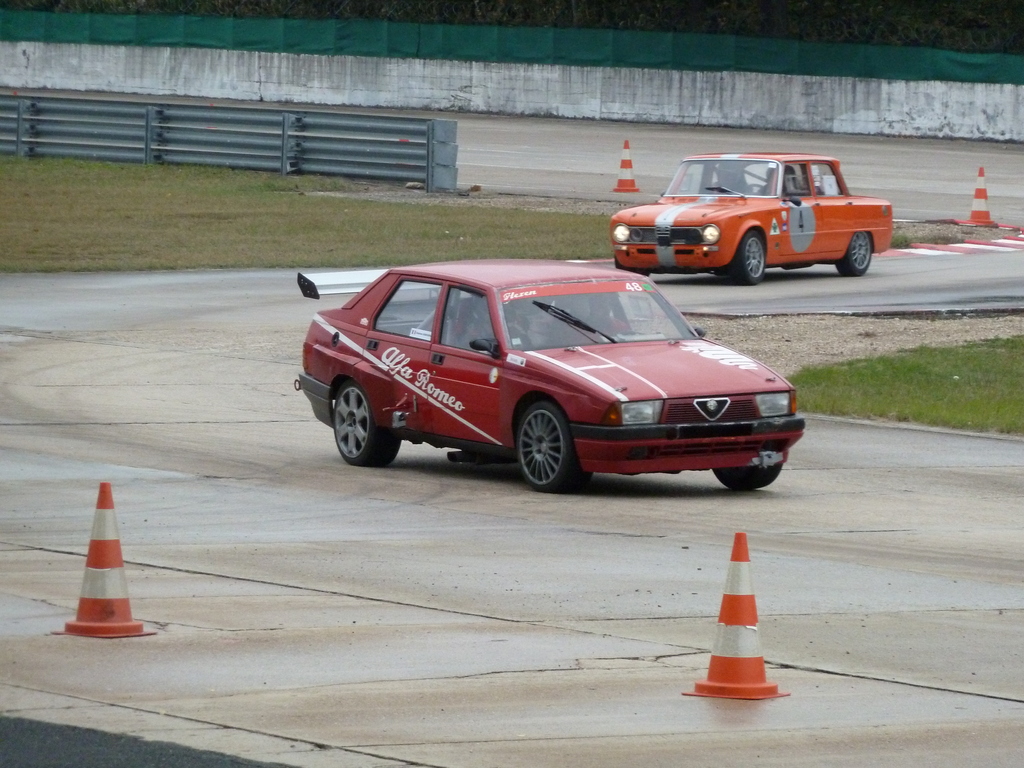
[701,224,721,244]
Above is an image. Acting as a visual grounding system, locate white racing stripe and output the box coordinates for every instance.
[526,351,629,402]
[312,315,502,445]
[576,348,668,398]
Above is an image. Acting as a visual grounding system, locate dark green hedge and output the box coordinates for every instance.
[1,0,1022,55]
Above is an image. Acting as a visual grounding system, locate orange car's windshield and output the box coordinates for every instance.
[666,159,780,198]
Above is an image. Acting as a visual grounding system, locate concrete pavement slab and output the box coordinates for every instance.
[152,667,1024,756]
[552,610,1024,701]
[0,621,687,700]
[372,721,1024,768]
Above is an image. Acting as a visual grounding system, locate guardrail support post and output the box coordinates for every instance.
[426,119,458,192]
[281,113,299,176]
[15,99,25,157]
[144,106,156,165]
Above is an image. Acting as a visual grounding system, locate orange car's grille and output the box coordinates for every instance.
[664,397,759,424]
[631,226,704,245]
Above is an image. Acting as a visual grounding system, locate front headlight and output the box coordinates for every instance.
[612,223,632,243]
[755,391,792,417]
[621,400,664,425]
[701,224,721,244]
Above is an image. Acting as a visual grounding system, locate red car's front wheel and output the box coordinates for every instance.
[516,402,591,493]
[713,463,783,491]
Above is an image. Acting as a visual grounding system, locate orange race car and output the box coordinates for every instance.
[610,153,893,285]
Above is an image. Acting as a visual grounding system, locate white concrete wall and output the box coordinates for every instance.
[3,41,1022,141]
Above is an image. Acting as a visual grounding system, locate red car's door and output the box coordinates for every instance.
[367,278,443,433]
[427,286,504,447]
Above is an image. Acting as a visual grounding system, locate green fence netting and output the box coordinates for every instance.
[3,10,1023,86]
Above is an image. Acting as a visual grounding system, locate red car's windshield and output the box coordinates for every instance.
[499,281,697,351]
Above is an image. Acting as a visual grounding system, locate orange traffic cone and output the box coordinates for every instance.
[968,167,996,225]
[684,532,788,700]
[612,140,641,193]
[56,482,154,638]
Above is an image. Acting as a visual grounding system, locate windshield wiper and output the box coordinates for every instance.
[532,301,616,343]
[704,185,746,197]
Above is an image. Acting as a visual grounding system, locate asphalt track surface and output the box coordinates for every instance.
[0,716,294,768]
[2,115,1024,768]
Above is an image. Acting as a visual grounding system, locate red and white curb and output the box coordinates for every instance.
[882,233,1024,258]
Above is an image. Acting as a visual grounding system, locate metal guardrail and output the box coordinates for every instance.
[0,95,458,191]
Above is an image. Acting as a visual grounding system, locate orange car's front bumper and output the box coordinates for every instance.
[613,242,731,271]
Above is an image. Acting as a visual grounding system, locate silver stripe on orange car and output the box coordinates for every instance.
[654,203,701,266]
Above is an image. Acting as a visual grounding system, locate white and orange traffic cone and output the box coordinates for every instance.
[56,482,154,639]
[684,532,788,700]
[612,140,641,193]
[968,167,996,226]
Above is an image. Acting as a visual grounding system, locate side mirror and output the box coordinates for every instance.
[470,338,502,359]
[692,326,707,338]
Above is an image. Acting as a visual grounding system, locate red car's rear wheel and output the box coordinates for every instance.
[333,381,401,467]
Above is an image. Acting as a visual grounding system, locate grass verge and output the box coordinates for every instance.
[0,157,610,272]
[790,336,1024,435]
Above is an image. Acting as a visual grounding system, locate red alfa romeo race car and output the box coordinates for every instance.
[610,153,893,284]
[296,260,804,493]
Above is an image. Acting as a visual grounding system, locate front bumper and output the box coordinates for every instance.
[571,416,805,474]
[613,242,728,271]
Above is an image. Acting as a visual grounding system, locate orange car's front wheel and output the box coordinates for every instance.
[729,230,767,286]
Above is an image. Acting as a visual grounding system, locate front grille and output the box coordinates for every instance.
[664,396,759,424]
[630,226,703,245]
[671,227,704,245]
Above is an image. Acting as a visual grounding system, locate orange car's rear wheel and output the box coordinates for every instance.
[836,231,873,276]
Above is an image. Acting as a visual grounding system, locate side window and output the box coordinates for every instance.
[811,162,842,196]
[782,163,812,197]
[440,288,495,351]
[374,280,441,340]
